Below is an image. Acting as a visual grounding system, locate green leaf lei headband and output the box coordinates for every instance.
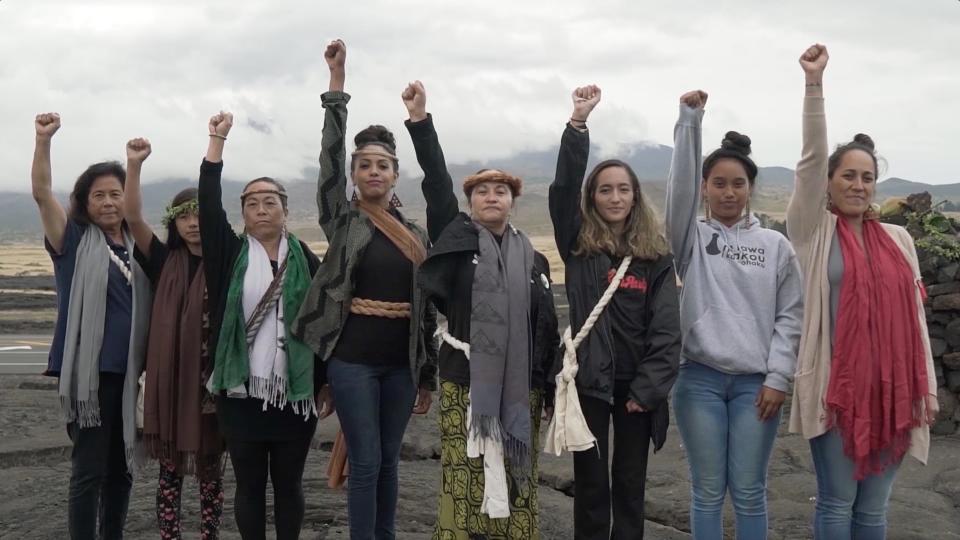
[161,198,199,226]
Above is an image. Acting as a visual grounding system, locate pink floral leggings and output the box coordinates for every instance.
[157,459,224,540]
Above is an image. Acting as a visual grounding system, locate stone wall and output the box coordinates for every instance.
[885,192,960,435]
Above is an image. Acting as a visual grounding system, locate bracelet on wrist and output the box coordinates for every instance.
[570,116,587,124]
[805,82,822,87]
[209,134,227,141]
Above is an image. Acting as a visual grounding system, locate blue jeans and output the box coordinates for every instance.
[327,358,417,540]
[673,361,781,540]
[809,429,900,540]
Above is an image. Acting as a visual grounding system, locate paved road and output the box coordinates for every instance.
[0,335,50,374]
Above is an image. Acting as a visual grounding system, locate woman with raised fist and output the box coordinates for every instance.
[787,43,938,539]
[403,80,559,539]
[198,110,324,540]
[290,39,438,540]
[546,85,681,539]
[665,89,803,539]
[31,113,153,539]
[121,137,226,539]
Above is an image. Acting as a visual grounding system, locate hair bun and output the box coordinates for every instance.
[720,131,752,156]
[354,124,397,152]
[852,133,875,151]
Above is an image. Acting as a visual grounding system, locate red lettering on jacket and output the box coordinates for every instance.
[607,269,647,292]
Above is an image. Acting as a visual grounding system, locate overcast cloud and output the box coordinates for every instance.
[1,0,957,192]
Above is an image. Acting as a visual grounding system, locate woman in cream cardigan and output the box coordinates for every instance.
[786,43,940,540]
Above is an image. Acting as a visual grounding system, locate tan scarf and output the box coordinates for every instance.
[355,199,426,265]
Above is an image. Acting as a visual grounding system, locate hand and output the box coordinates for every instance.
[542,406,555,424]
[208,111,234,138]
[317,384,335,419]
[35,112,61,139]
[325,39,346,71]
[571,85,601,122]
[401,80,427,122]
[799,43,829,77]
[413,386,433,414]
[126,137,152,163]
[755,385,786,421]
[625,399,647,414]
[680,90,708,110]
[925,393,940,426]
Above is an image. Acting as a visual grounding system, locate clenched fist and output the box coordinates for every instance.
[126,138,152,163]
[35,113,61,139]
[571,85,601,122]
[799,43,829,76]
[325,39,346,71]
[401,80,427,122]
[208,111,234,138]
[680,90,708,110]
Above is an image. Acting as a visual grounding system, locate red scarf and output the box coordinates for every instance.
[826,217,927,480]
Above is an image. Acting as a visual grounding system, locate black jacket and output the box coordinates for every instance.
[548,124,681,450]
[408,115,560,400]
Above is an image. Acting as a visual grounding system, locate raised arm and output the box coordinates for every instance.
[123,138,155,256]
[403,81,458,242]
[198,112,238,281]
[665,91,707,277]
[31,113,68,254]
[316,39,351,239]
[549,85,600,262]
[786,44,830,245]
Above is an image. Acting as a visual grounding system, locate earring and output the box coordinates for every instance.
[825,192,833,211]
[351,189,358,202]
[703,196,711,223]
[389,193,403,208]
[744,198,752,228]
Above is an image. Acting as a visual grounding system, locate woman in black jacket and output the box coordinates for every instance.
[548,85,682,539]
[403,81,559,539]
[198,111,323,540]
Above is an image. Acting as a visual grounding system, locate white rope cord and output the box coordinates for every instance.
[558,255,632,381]
[437,326,471,360]
[107,246,133,285]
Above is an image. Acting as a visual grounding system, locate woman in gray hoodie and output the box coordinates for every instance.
[665,90,804,540]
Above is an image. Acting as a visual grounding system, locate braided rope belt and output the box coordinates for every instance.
[349,297,412,319]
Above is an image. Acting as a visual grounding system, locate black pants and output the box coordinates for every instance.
[574,381,653,540]
[226,436,313,540]
[67,372,133,540]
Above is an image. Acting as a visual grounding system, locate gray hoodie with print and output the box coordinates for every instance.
[665,104,803,391]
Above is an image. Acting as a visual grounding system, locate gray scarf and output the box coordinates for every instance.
[469,222,534,474]
[59,225,152,470]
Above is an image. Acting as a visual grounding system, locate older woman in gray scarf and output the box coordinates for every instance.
[31,112,153,539]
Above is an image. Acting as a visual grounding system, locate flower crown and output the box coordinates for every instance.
[161,199,199,226]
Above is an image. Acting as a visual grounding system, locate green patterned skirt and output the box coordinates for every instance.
[433,380,543,540]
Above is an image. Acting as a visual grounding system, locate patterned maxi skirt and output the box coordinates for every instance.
[433,380,543,540]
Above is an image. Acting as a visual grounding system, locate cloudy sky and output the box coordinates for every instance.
[1,0,958,192]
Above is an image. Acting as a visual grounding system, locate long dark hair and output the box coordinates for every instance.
[68,161,126,226]
[165,187,199,250]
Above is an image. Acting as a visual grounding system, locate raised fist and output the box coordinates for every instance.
[799,44,829,76]
[208,111,234,138]
[126,138,152,163]
[571,85,601,121]
[325,39,346,71]
[401,80,427,121]
[680,90,708,110]
[35,113,61,139]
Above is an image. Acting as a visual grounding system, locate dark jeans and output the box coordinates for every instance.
[574,381,653,540]
[226,436,313,540]
[327,357,418,540]
[67,372,133,540]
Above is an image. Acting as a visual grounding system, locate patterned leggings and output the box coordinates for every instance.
[157,459,224,540]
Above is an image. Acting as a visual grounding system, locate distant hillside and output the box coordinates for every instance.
[1,144,954,243]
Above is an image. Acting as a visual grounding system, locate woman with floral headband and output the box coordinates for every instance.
[291,39,438,540]
[199,110,326,540]
[123,138,226,540]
